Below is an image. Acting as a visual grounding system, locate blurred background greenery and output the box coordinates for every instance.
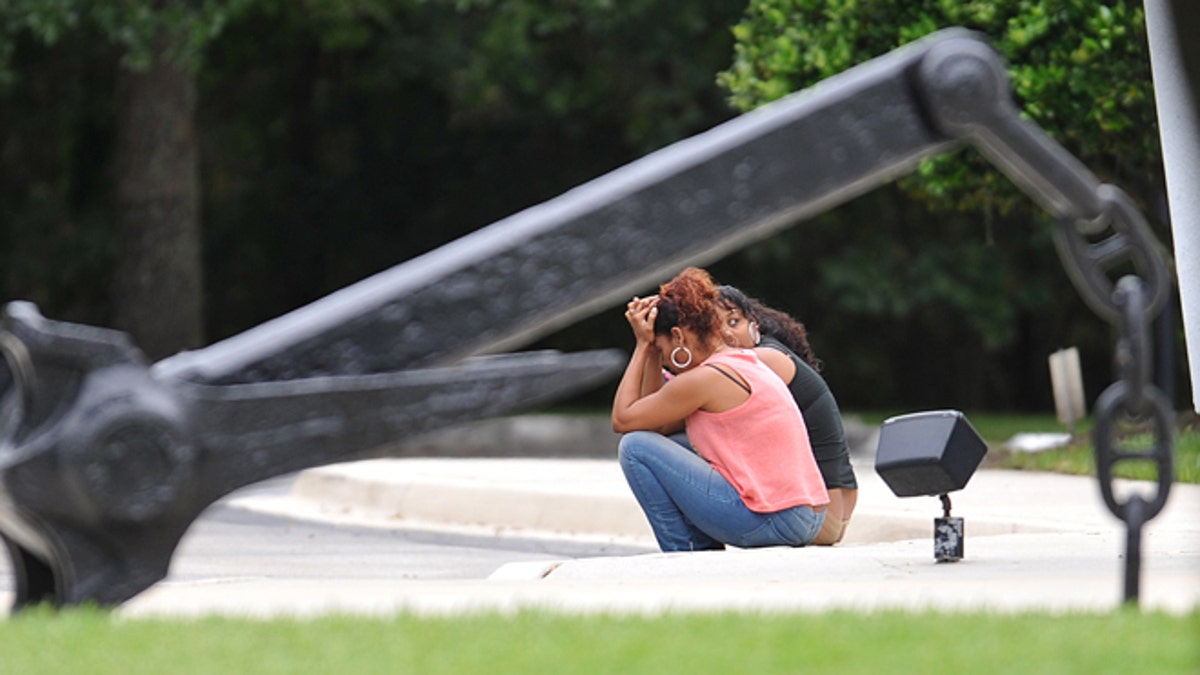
[0,0,1189,416]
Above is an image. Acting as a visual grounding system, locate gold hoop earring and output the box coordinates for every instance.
[670,346,693,369]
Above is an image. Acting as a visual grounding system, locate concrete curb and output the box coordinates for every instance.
[210,415,1200,617]
[196,458,1200,617]
[235,455,1197,548]
[288,458,654,542]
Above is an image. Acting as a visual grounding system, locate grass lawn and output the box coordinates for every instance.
[997,425,1200,484]
[3,607,1197,674]
[851,410,1200,485]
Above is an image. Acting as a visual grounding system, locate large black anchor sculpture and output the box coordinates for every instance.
[0,27,1176,610]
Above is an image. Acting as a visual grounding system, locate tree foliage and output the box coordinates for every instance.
[709,0,1174,409]
[0,0,255,356]
[717,0,1160,216]
[0,0,1182,409]
[197,0,747,338]
[0,0,251,79]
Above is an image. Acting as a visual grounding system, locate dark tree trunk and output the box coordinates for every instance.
[112,44,203,360]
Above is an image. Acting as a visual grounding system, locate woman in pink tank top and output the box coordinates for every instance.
[611,267,828,552]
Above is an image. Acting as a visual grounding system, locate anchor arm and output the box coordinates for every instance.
[156,30,972,387]
[184,349,625,502]
[0,304,622,607]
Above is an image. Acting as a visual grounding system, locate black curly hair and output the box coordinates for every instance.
[717,285,822,372]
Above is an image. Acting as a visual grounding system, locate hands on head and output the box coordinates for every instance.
[624,294,660,343]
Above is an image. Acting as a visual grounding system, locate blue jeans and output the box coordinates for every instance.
[617,431,825,552]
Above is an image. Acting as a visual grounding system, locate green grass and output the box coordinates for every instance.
[3,606,1197,674]
[997,427,1200,484]
[850,410,1199,485]
[847,410,1089,441]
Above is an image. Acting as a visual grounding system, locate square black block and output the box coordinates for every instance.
[874,410,987,497]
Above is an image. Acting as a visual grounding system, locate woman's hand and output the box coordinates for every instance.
[614,294,695,435]
[624,295,659,344]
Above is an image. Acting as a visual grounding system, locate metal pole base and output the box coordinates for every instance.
[935,516,965,562]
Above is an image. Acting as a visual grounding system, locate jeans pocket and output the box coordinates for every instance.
[766,507,823,547]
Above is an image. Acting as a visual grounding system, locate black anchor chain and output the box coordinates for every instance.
[1054,187,1175,605]
[916,33,1178,605]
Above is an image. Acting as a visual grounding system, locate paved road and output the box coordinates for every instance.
[173,496,652,585]
[0,475,653,614]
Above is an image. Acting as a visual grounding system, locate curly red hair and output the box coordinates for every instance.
[653,267,722,340]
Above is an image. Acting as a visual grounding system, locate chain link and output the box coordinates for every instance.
[1054,187,1176,604]
[1053,186,1172,324]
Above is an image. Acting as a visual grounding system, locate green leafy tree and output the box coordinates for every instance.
[718,0,1159,214]
[1,0,746,359]
[197,0,747,340]
[710,0,1166,409]
[0,1,249,358]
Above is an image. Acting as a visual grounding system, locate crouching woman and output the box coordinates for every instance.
[611,267,828,552]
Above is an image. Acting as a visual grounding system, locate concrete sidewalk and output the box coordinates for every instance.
[167,453,1200,618]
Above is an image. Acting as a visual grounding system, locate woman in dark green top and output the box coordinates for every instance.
[717,286,858,545]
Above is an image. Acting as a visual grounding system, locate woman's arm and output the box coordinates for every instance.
[631,297,666,399]
[612,364,709,434]
[612,340,661,432]
[611,303,700,434]
[640,349,666,398]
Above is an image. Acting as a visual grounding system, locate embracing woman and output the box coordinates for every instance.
[611,267,828,552]
[717,285,858,546]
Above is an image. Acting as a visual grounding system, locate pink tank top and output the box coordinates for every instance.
[687,349,829,512]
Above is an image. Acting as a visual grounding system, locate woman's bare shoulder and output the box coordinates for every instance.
[753,346,796,382]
